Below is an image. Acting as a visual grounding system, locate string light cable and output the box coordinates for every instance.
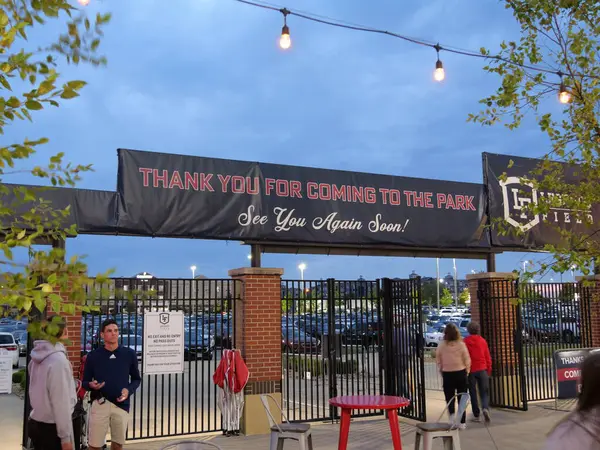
[232,0,598,100]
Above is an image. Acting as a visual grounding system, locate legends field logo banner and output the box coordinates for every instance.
[116,148,490,248]
[483,152,600,249]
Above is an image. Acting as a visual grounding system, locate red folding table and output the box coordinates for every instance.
[329,395,410,450]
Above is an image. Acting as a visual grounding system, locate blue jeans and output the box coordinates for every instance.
[468,370,490,417]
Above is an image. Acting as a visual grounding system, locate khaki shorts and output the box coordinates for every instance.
[88,399,129,447]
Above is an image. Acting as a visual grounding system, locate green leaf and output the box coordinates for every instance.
[66,80,87,91]
[0,11,8,27]
[34,296,46,315]
[37,81,54,95]
[7,97,20,108]
[25,100,43,110]
[63,303,76,315]
[60,89,79,99]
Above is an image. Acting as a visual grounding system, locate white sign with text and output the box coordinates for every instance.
[0,348,13,394]
[143,311,185,375]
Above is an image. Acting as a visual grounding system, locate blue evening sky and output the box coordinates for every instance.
[8,0,574,282]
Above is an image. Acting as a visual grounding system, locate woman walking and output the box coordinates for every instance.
[436,323,471,428]
[543,351,600,449]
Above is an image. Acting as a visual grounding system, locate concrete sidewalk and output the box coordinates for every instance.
[126,393,568,450]
[0,390,568,450]
[0,394,25,449]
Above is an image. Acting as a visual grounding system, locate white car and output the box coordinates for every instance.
[0,332,20,368]
[424,326,444,347]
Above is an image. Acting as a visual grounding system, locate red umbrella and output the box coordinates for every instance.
[213,349,249,435]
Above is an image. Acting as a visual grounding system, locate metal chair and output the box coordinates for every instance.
[414,392,471,450]
[159,441,222,450]
[260,394,314,450]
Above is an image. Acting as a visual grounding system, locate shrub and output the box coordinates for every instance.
[12,369,25,384]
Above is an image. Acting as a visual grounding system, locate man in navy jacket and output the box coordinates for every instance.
[83,319,141,450]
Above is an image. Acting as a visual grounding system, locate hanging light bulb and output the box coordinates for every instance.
[433,44,445,82]
[434,60,445,82]
[279,9,291,50]
[558,81,571,104]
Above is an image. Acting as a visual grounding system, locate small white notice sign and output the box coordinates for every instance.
[0,349,13,394]
[143,311,185,375]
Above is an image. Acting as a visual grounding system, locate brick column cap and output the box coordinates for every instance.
[228,267,284,277]
[467,272,517,281]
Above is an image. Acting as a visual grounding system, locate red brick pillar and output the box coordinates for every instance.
[467,272,524,408]
[50,280,84,377]
[228,267,284,435]
[63,310,83,377]
[28,267,84,377]
[578,275,600,348]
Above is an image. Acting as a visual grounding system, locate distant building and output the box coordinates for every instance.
[86,272,237,314]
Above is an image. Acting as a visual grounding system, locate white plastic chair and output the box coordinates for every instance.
[260,394,314,450]
[414,392,471,450]
[160,441,222,450]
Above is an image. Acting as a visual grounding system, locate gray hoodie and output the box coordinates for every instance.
[28,341,76,444]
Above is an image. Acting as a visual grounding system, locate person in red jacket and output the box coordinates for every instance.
[464,321,492,423]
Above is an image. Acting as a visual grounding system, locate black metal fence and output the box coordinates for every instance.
[520,281,592,402]
[478,279,593,411]
[82,277,239,440]
[280,277,426,424]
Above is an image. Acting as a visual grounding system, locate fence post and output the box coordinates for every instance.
[326,278,338,419]
[467,272,527,411]
[228,267,284,435]
[381,277,395,397]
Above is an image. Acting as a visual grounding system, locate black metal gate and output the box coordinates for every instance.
[281,277,426,423]
[82,277,238,440]
[382,277,427,422]
[477,278,528,411]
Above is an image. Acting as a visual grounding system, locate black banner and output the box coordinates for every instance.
[0,184,118,235]
[554,348,599,399]
[116,149,490,248]
[483,153,600,249]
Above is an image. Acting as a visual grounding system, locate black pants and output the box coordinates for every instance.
[442,370,468,424]
[28,419,62,450]
[29,412,83,450]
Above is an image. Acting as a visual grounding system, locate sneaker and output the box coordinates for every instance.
[458,423,467,430]
[471,415,481,423]
[448,413,455,424]
[483,409,491,423]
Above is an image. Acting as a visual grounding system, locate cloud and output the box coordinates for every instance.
[5,0,548,279]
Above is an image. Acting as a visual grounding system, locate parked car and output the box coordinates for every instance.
[0,332,20,368]
[183,330,215,361]
[282,328,321,354]
[424,326,443,347]
[12,330,27,356]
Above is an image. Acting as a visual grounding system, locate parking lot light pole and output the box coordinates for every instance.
[436,258,440,310]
